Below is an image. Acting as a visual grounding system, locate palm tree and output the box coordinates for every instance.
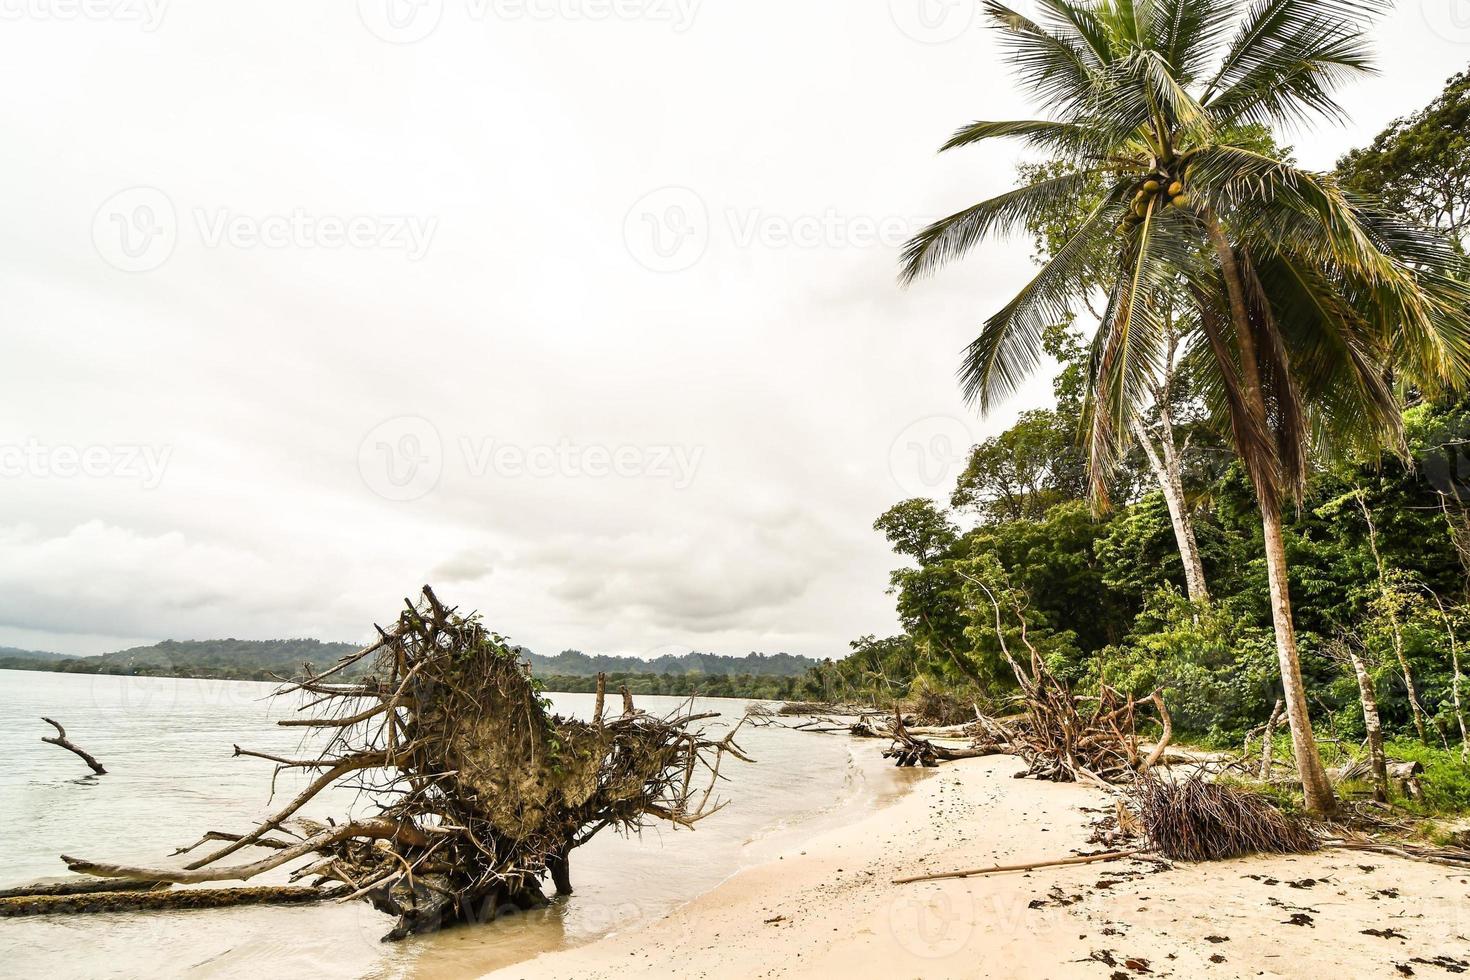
[901,0,1470,814]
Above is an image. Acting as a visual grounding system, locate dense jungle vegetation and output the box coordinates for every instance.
[790,61,1470,813]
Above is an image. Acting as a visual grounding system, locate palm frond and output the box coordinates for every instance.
[981,1,1105,113]
[1152,0,1235,81]
[1034,0,1118,67]
[900,170,1099,283]
[940,119,1108,158]
[1206,18,1376,128]
[1204,0,1388,104]
[957,180,1135,410]
[1255,252,1403,461]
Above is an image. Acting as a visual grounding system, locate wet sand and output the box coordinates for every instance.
[489,753,1470,979]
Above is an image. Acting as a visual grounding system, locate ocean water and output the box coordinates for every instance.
[0,669,915,978]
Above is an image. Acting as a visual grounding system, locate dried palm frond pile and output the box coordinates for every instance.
[1132,772,1318,861]
[54,586,749,940]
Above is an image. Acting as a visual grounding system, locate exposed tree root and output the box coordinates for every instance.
[51,586,748,940]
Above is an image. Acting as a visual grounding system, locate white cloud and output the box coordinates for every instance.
[0,1,1461,657]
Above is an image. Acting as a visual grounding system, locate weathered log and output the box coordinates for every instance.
[0,884,346,917]
[40,718,106,775]
[0,877,164,900]
[892,849,1142,884]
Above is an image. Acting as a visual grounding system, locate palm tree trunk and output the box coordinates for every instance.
[1259,501,1338,814]
[1205,217,1337,816]
[1130,417,1209,602]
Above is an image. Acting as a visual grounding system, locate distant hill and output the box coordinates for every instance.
[5,638,362,682]
[0,638,819,684]
[0,646,75,664]
[523,649,815,678]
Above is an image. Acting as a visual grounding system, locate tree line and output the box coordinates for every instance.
[801,3,1470,817]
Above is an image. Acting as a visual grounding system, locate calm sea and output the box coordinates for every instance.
[0,669,914,978]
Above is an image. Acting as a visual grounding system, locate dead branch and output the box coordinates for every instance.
[892,849,1142,884]
[40,718,106,775]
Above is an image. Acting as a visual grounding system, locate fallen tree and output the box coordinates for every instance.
[51,586,749,940]
[939,572,1175,784]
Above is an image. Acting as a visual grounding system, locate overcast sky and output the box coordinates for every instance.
[1,1,1466,657]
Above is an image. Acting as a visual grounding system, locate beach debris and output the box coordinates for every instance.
[40,717,106,775]
[48,586,749,940]
[1283,912,1316,927]
[1328,841,1470,871]
[959,574,1176,784]
[1363,928,1409,939]
[892,848,1141,885]
[0,877,162,900]
[882,704,1006,767]
[0,884,346,917]
[1131,772,1317,862]
[1410,955,1469,973]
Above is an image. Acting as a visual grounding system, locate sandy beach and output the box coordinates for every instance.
[489,753,1470,979]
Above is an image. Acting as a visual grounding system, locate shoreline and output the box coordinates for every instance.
[488,753,1470,979]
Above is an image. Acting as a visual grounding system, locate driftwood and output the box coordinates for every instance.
[892,849,1142,885]
[0,884,347,917]
[1329,839,1470,870]
[0,878,163,900]
[51,586,749,940]
[40,718,106,775]
[883,705,1005,767]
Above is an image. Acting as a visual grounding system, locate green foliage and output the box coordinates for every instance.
[1383,741,1470,814]
[1097,588,1278,740]
[1339,67,1470,247]
[949,409,1089,522]
[873,498,960,563]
